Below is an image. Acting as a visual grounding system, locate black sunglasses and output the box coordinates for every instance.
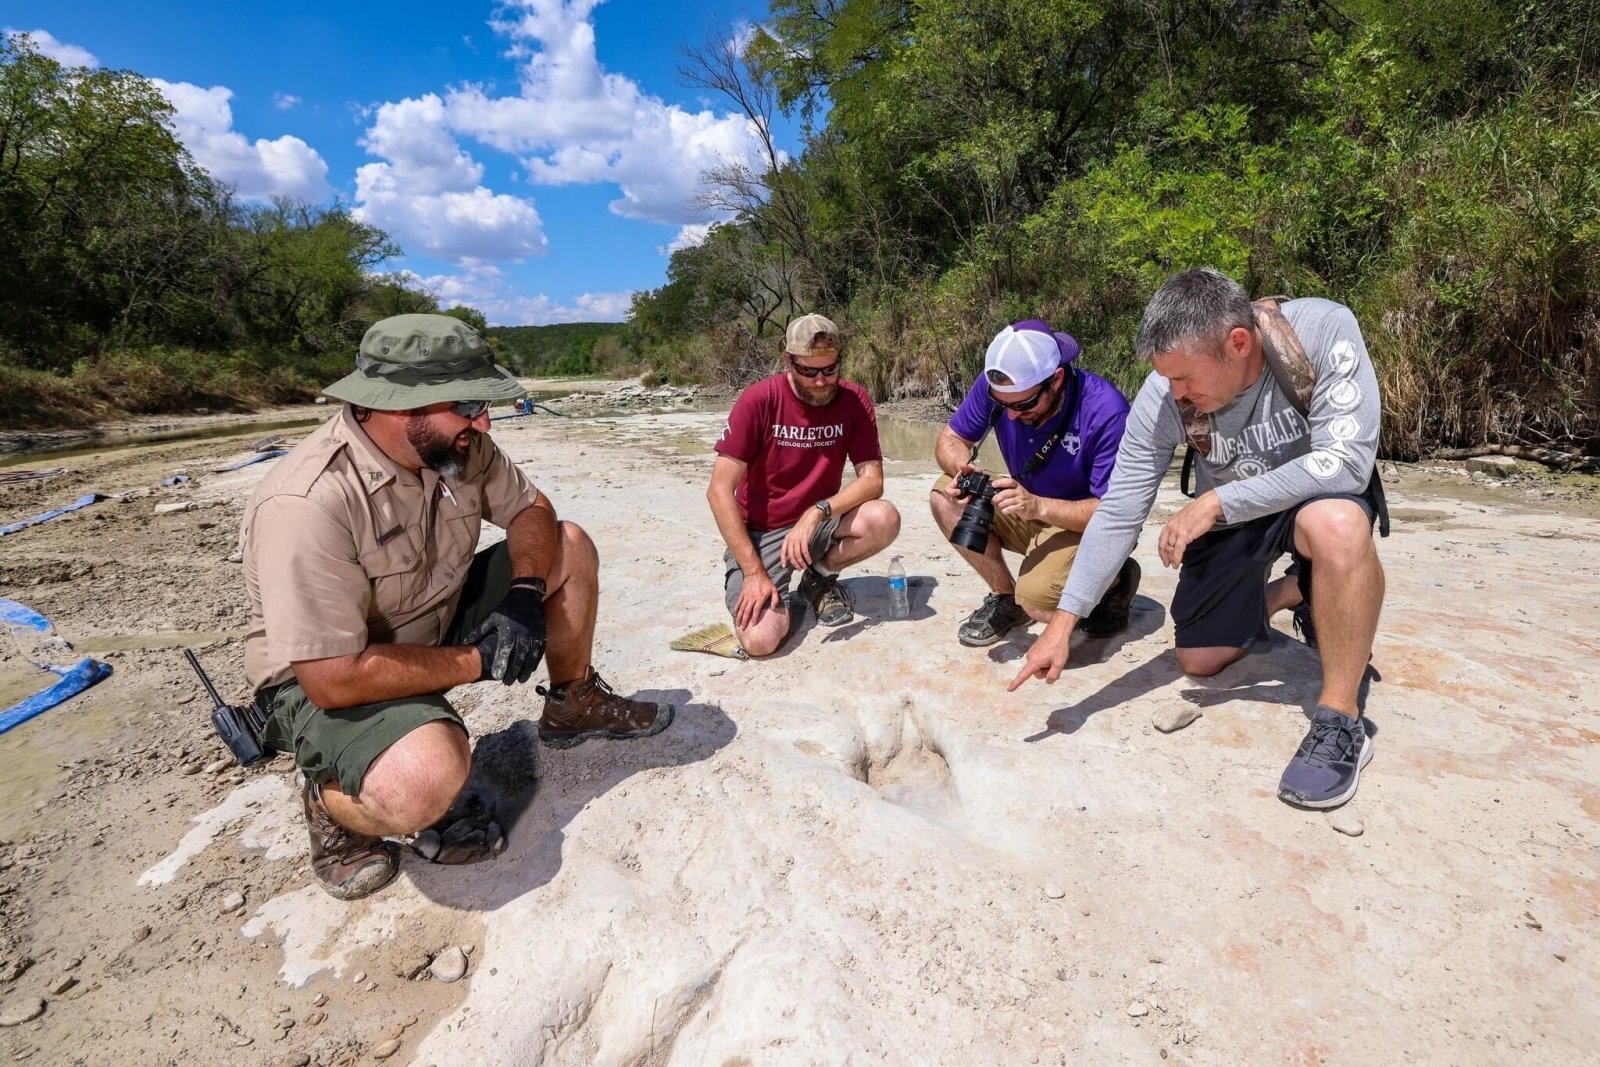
[448,399,491,419]
[789,354,842,379]
[989,378,1053,412]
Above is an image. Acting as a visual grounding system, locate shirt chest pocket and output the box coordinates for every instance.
[358,526,442,618]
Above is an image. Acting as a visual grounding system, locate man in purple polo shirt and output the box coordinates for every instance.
[931,319,1139,646]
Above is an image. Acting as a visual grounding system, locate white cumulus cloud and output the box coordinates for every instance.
[152,79,332,202]
[4,28,99,67]
[412,263,631,325]
[352,94,547,264]
[357,0,770,260]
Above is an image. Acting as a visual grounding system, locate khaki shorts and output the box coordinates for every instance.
[934,474,1082,615]
[259,541,510,795]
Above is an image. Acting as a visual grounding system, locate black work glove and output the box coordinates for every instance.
[465,579,547,685]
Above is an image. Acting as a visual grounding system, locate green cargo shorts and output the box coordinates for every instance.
[259,541,511,796]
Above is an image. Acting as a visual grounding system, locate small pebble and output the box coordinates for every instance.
[303,1011,326,1027]
[220,892,246,914]
[1126,1000,1150,1018]
[132,925,152,944]
[311,993,327,1007]
[1330,812,1365,837]
[47,976,76,996]
[0,998,46,1027]
[1042,883,1065,900]
[352,971,367,984]
[180,762,204,775]
[273,1055,310,1067]
[204,758,232,775]
[364,981,378,993]
[1153,705,1202,733]
[371,1038,401,1060]
[429,946,467,984]
[411,830,441,861]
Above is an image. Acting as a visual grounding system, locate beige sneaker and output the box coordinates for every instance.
[536,668,675,750]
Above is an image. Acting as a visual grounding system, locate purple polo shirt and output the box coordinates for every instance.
[948,366,1131,500]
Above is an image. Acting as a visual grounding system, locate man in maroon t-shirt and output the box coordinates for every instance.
[708,314,902,657]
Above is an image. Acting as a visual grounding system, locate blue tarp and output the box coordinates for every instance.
[0,597,113,735]
[212,449,286,472]
[0,657,114,734]
[0,492,111,537]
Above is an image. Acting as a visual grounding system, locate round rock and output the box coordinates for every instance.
[220,892,246,914]
[1330,812,1365,837]
[411,829,441,862]
[1153,706,1202,734]
[0,997,46,1027]
[1126,1000,1150,1018]
[1042,883,1066,900]
[371,1038,402,1060]
[429,946,468,984]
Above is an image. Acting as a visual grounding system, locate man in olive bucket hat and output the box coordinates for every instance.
[239,314,674,900]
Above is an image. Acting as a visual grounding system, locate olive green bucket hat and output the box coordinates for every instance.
[322,314,527,411]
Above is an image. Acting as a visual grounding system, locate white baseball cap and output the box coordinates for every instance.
[983,319,1081,391]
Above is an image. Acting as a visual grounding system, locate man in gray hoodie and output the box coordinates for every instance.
[1009,268,1386,810]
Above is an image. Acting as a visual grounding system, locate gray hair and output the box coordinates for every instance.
[1133,267,1255,361]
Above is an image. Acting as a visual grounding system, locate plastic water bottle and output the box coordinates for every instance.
[887,556,910,619]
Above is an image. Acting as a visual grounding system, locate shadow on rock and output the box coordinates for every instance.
[404,689,736,911]
[1023,649,1185,741]
[985,593,1165,667]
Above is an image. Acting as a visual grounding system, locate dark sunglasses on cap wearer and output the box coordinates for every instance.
[448,399,491,419]
[788,353,842,379]
[988,376,1054,412]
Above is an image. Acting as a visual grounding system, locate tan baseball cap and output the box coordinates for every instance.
[784,313,840,355]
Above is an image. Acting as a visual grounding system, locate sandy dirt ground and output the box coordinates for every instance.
[0,391,1597,1066]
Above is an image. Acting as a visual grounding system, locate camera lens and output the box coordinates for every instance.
[950,494,995,553]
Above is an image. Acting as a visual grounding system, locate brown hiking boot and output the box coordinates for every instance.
[536,668,675,750]
[301,779,400,901]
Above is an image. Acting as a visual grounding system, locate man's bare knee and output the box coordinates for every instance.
[361,721,471,832]
[1295,500,1375,569]
[739,625,785,659]
[1177,647,1244,677]
[549,520,599,590]
[854,499,901,548]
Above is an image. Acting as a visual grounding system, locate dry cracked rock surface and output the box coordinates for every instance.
[1,395,1598,1065]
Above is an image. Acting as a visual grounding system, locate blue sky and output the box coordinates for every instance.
[7,1,797,324]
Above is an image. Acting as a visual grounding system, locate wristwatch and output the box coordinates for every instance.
[814,499,833,519]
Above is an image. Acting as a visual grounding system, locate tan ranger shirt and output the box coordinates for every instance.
[241,406,540,690]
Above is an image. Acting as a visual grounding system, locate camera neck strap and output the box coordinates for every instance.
[1019,367,1081,477]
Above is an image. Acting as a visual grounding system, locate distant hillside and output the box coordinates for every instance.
[487,322,628,377]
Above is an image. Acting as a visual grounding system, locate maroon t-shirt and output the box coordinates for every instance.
[714,374,883,529]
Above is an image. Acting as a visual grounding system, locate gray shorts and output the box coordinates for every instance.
[723,514,844,614]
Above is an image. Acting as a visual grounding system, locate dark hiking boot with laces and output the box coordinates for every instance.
[1081,557,1142,639]
[798,567,853,626]
[537,668,675,750]
[958,592,1030,646]
[301,779,400,901]
[1278,705,1372,809]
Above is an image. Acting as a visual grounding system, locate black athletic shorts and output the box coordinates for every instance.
[1171,491,1376,649]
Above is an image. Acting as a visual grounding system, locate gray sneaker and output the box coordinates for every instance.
[1278,706,1371,809]
[958,592,1030,647]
